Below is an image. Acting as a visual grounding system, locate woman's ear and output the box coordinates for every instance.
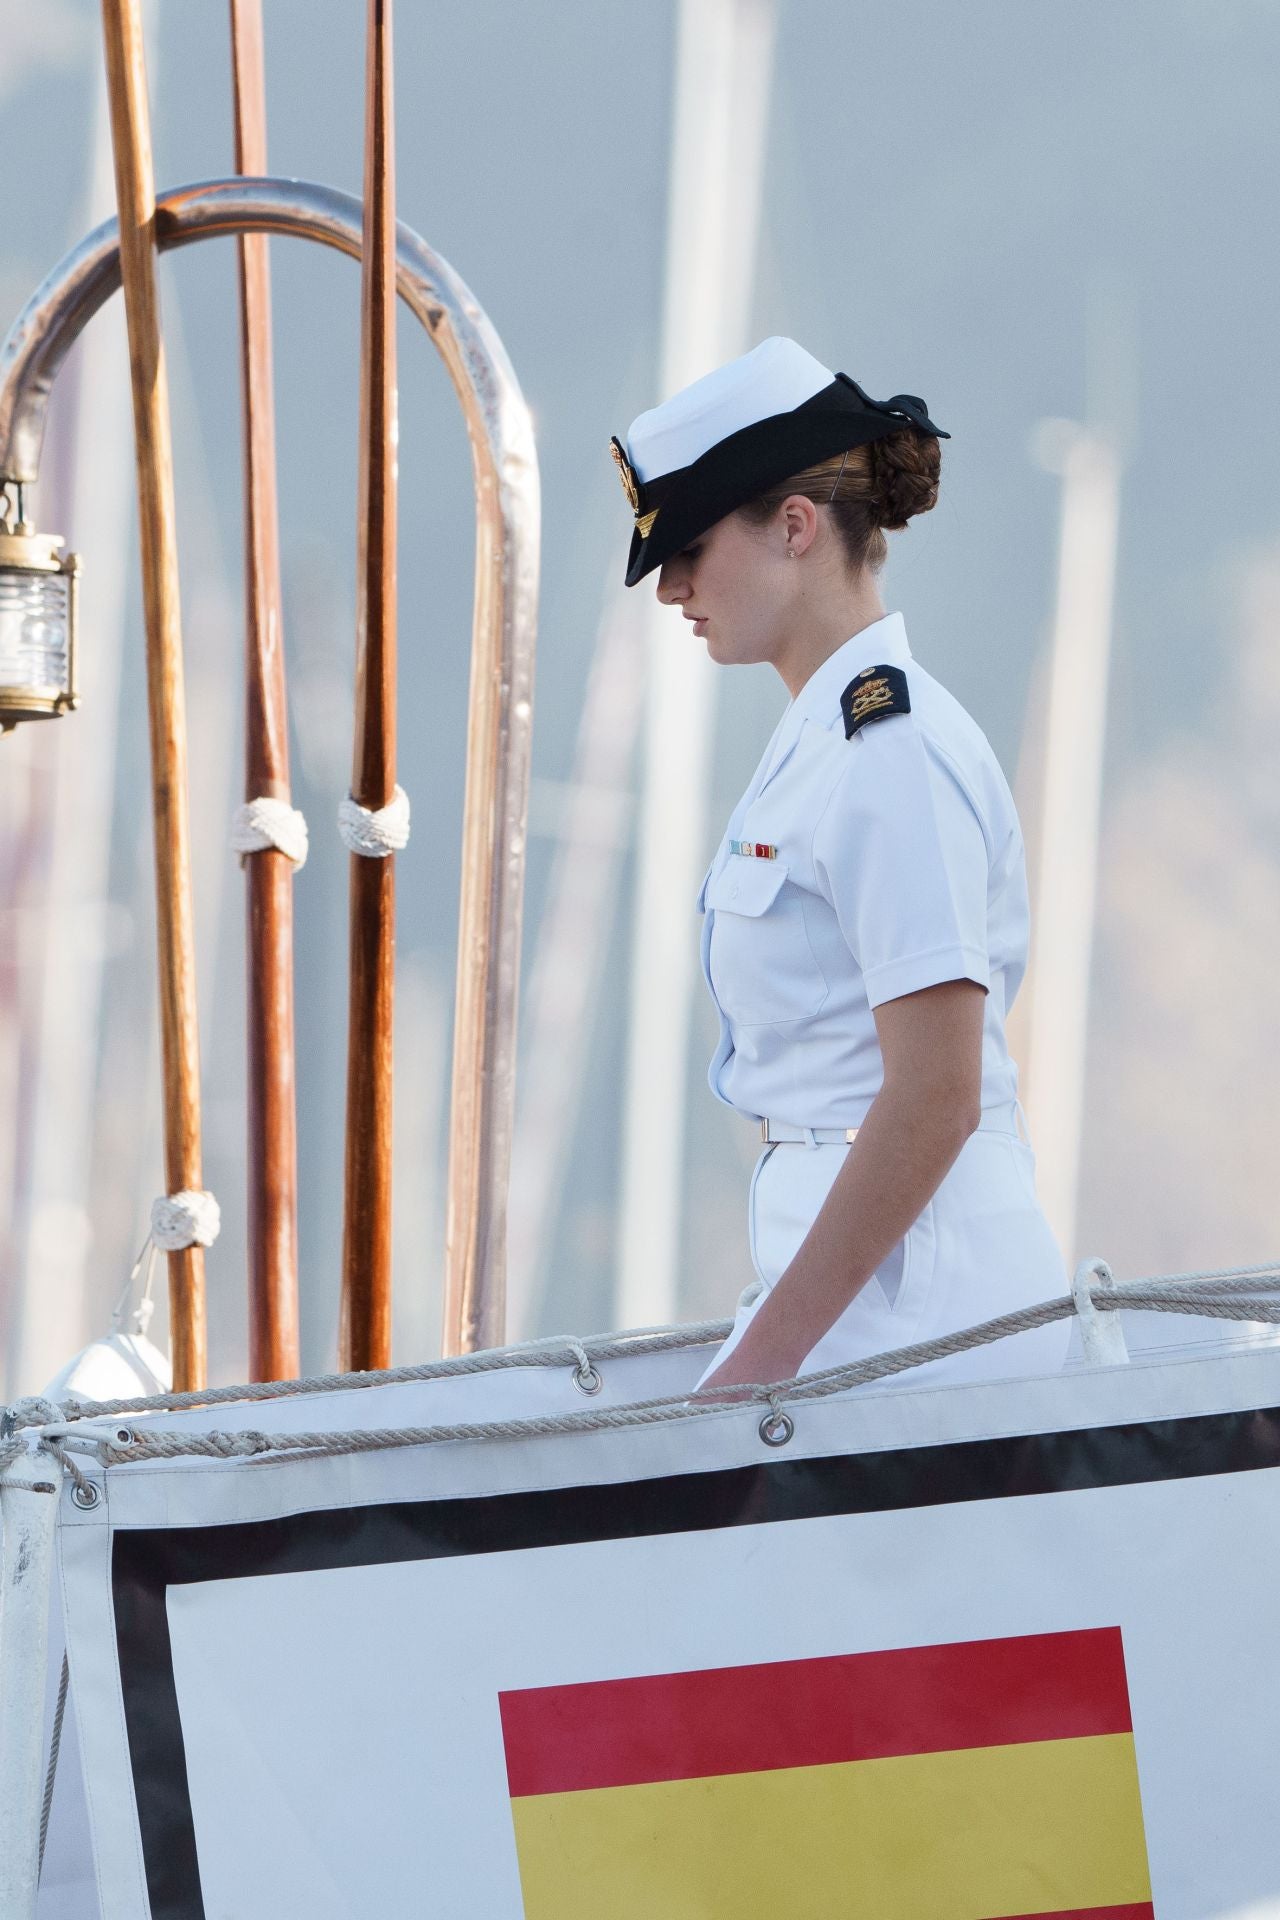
[782,493,820,558]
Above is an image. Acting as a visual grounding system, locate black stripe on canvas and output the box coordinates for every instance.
[112,1399,1280,1918]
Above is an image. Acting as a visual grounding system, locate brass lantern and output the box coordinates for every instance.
[0,485,81,733]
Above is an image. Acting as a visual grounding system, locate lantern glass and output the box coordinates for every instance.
[0,565,70,692]
[0,519,80,729]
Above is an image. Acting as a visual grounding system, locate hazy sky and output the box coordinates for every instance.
[1,0,1278,1385]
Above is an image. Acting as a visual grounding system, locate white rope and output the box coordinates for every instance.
[48,1323,734,1422]
[230,797,309,868]
[150,1190,221,1252]
[8,1261,1280,1473]
[338,785,410,857]
[38,1654,69,1879]
[103,1290,1280,1467]
[56,1267,1280,1470]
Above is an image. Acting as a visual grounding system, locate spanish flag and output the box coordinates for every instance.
[500,1626,1151,1918]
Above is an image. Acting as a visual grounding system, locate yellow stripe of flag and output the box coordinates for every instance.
[510,1732,1151,1920]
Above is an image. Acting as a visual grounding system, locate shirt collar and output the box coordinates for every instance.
[790,611,913,731]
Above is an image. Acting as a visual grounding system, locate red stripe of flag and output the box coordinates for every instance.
[997,1908,1154,1919]
[500,1627,1133,1798]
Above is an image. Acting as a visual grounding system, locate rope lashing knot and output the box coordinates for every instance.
[8,1395,65,1431]
[150,1190,221,1252]
[338,784,410,858]
[0,1406,96,1500]
[759,1392,795,1448]
[567,1340,603,1396]
[230,796,309,868]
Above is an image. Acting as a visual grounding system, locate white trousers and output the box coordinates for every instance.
[695,1123,1072,1390]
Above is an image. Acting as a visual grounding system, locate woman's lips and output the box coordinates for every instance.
[692,617,708,636]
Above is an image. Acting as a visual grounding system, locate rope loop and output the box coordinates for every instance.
[338,785,410,858]
[567,1340,603,1395]
[52,1444,97,1502]
[150,1190,221,1252]
[230,796,309,868]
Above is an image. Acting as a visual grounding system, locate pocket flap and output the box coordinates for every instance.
[704,858,789,917]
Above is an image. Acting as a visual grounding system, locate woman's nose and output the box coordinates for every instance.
[655,564,685,606]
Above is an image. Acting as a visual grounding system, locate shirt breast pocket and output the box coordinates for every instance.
[705,859,828,1026]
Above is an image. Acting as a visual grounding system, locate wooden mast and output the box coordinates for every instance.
[340,0,398,1371]
[229,0,301,1381]
[100,0,207,1389]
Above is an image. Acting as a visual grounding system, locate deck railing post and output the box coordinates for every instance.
[101,0,208,1389]
[230,0,301,1381]
[340,0,399,1372]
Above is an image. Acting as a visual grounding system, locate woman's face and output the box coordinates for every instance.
[654,508,794,668]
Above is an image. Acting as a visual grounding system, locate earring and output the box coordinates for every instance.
[786,546,796,559]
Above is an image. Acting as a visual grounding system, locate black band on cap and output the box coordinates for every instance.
[620,375,949,587]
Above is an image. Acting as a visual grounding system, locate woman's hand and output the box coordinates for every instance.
[692,1305,807,1401]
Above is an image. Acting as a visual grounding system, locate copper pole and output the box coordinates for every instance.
[229,0,301,1381]
[100,0,207,1388]
[339,0,398,1371]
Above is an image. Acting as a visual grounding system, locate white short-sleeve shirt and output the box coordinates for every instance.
[698,611,1029,1129]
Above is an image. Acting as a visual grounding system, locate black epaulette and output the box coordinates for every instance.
[841,664,911,739]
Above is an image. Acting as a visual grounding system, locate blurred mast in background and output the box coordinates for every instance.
[1020,420,1121,1266]
[506,574,643,1338]
[5,57,137,1397]
[614,0,776,1329]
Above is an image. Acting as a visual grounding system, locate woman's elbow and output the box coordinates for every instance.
[933,1077,981,1149]
[955,1086,983,1144]
[883,1068,981,1148]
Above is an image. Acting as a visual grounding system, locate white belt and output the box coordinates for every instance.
[760,1120,859,1144]
[760,1101,1024,1147]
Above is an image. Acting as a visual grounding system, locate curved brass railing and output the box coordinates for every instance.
[0,177,540,1360]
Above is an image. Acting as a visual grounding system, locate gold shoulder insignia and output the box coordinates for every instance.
[841,663,911,739]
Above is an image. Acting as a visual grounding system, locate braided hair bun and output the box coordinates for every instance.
[865,428,942,531]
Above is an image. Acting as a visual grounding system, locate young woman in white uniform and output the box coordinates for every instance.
[610,337,1070,1395]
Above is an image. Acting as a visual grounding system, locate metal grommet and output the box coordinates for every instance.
[758,1409,795,1448]
[114,1426,135,1447]
[70,1481,101,1510]
[572,1361,603,1397]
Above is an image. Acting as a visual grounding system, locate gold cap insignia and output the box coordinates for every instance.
[609,436,641,512]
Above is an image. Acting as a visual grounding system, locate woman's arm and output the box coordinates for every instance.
[696,978,986,1392]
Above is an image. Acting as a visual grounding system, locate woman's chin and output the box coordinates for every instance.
[706,631,749,666]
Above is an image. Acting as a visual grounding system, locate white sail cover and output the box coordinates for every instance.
[35,1337,1280,1918]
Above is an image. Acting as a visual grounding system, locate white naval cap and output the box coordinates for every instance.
[609,336,948,588]
[626,337,834,484]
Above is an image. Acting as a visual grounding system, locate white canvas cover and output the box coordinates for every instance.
[33,1334,1280,1918]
